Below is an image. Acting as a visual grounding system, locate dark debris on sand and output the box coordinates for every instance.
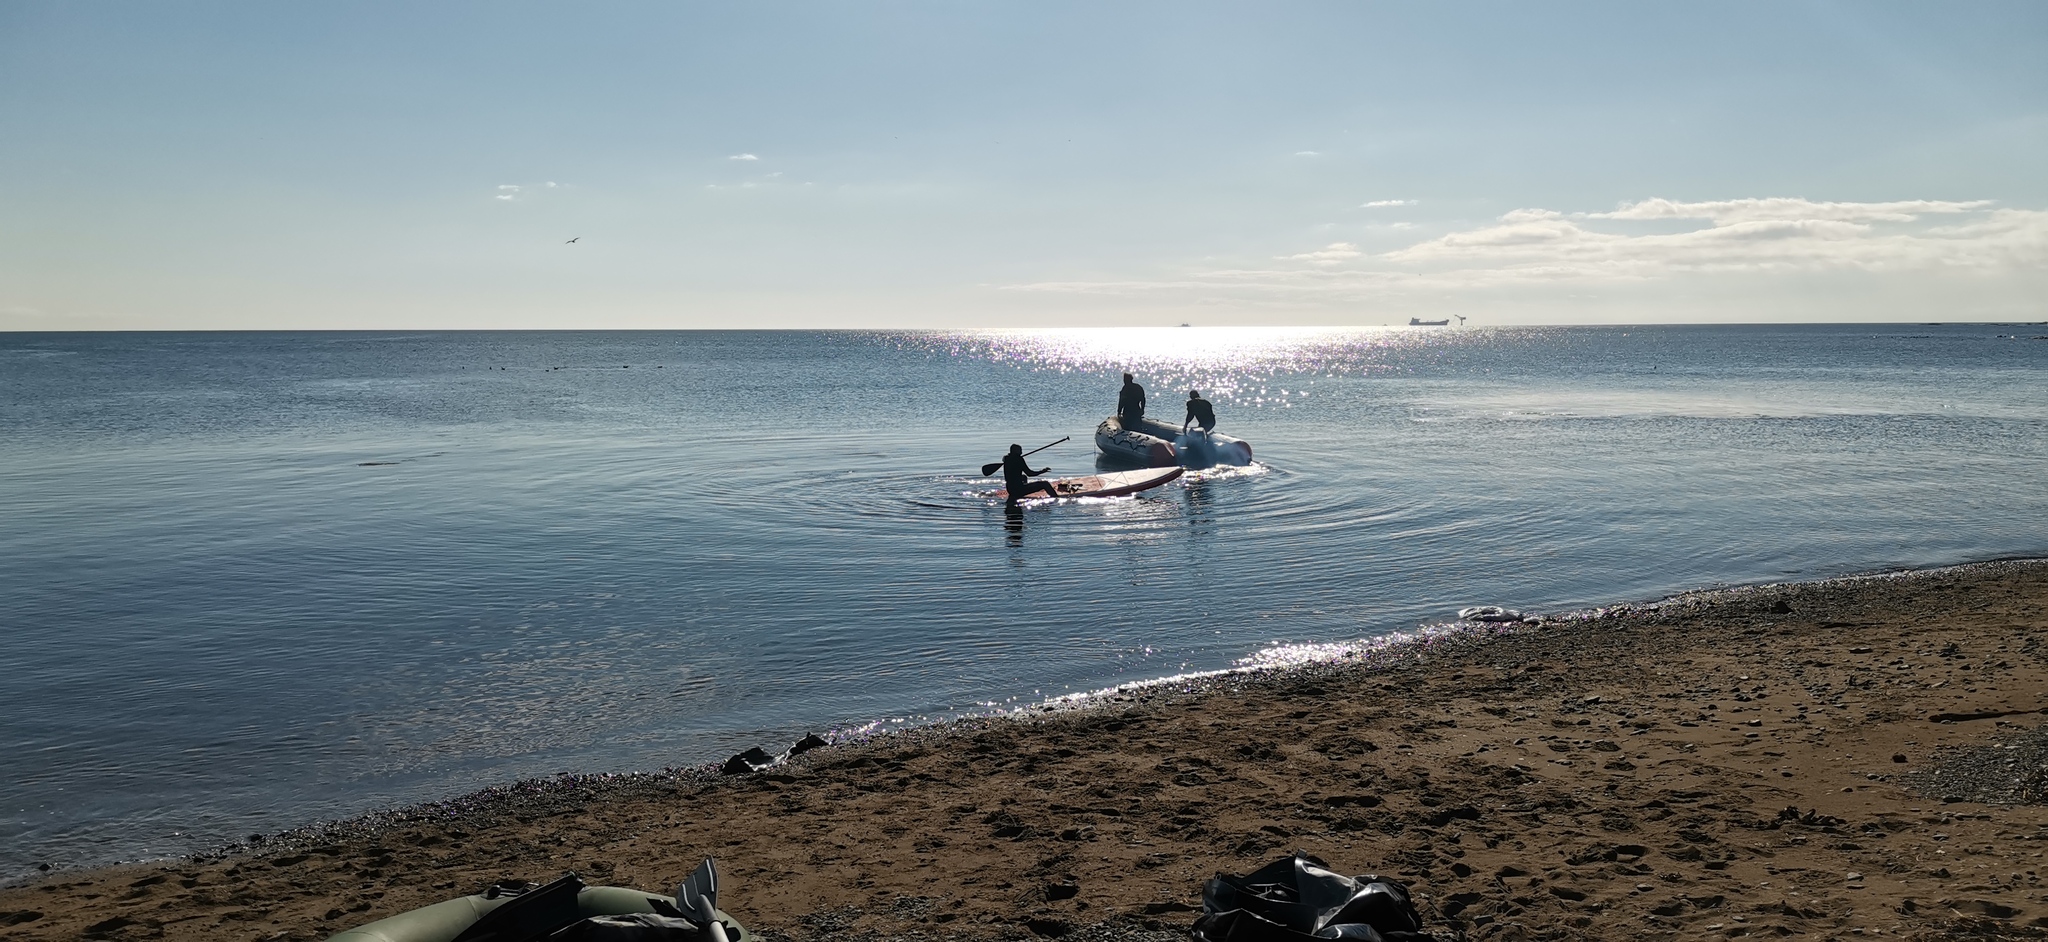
[1908,722,2048,806]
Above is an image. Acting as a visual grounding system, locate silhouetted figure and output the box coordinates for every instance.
[1118,372,1147,422]
[1001,444,1058,504]
[1184,389,1217,433]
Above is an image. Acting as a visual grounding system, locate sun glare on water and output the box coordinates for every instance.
[902,326,1437,404]
[963,326,1393,372]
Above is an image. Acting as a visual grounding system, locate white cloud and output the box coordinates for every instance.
[1002,197,2048,301]
[729,153,759,161]
[494,182,569,201]
[1588,197,1993,225]
[1383,199,2039,277]
[1361,199,1415,208]
[1281,242,1361,264]
[1294,151,1321,157]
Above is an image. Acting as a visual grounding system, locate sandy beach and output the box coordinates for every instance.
[5,559,2046,942]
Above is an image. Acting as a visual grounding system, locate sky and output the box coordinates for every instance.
[2,1,2044,330]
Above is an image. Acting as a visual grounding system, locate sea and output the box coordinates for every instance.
[3,325,2045,880]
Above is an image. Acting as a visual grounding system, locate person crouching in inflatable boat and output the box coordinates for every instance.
[1176,390,1223,466]
[1183,389,1217,433]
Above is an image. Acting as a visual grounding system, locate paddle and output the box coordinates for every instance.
[980,436,1070,476]
[675,858,729,942]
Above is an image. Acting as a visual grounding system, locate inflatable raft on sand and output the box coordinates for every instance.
[1095,416,1252,469]
[328,868,746,942]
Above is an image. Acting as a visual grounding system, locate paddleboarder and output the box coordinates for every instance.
[1184,389,1217,433]
[1118,373,1147,423]
[1000,444,1059,505]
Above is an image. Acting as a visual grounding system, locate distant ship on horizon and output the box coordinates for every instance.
[1409,317,1450,326]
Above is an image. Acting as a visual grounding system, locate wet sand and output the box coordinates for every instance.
[6,560,2047,942]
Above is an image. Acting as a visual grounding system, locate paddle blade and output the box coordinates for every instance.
[980,462,1002,476]
[674,857,719,925]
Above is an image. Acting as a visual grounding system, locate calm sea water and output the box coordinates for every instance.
[3,325,2045,878]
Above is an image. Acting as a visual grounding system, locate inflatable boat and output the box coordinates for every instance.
[1095,416,1252,469]
[327,872,748,942]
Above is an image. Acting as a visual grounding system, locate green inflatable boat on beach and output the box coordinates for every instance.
[327,872,749,942]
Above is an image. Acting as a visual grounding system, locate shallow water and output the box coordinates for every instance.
[2,325,2044,877]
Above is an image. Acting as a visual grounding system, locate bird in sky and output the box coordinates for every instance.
[565,237,580,244]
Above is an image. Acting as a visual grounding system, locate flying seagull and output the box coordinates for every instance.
[566,237,580,244]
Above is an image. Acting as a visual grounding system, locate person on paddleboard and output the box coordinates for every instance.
[1001,444,1060,504]
[1184,389,1217,433]
[1118,373,1147,423]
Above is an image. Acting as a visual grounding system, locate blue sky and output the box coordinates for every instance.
[2,1,2043,329]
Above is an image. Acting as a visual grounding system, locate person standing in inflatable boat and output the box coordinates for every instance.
[1184,389,1217,433]
[1118,373,1146,422]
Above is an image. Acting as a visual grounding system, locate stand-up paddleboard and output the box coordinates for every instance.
[994,466,1184,502]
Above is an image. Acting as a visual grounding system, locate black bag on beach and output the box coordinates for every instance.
[1191,852,1428,942]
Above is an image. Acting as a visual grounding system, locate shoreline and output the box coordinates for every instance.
[0,558,1852,881]
[6,558,2048,940]
[7,558,1984,878]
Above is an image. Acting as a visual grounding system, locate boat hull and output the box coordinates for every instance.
[1095,416,1252,468]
